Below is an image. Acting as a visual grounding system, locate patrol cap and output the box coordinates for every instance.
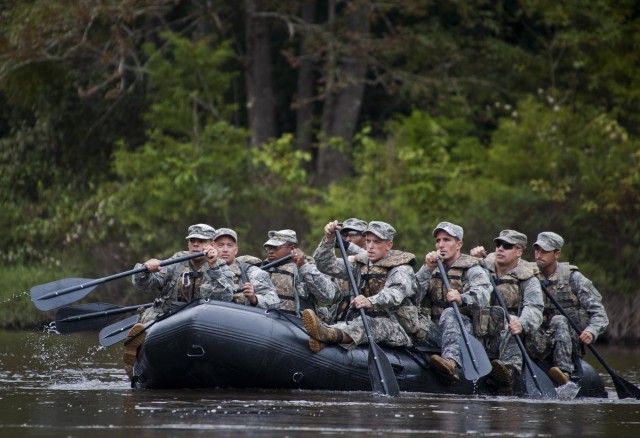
[432,221,463,240]
[214,227,238,242]
[364,221,396,241]
[494,229,527,248]
[340,218,368,233]
[534,232,564,251]
[264,229,298,247]
[185,223,216,240]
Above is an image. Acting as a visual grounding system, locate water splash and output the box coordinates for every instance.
[1,289,30,304]
[557,381,581,400]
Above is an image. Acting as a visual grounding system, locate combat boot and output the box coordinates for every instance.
[548,367,571,386]
[302,309,344,352]
[123,323,146,378]
[489,359,515,395]
[430,354,460,382]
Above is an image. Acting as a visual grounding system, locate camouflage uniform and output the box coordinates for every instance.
[415,254,492,366]
[226,255,280,310]
[527,232,609,373]
[314,221,417,349]
[411,222,491,369]
[132,253,236,324]
[481,256,544,374]
[317,218,368,324]
[263,230,337,317]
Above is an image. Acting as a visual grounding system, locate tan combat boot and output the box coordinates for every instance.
[430,354,460,382]
[123,323,146,378]
[548,366,571,386]
[490,359,515,395]
[302,309,344,352]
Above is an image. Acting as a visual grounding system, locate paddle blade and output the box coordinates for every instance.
[459,335,492,381]
[30,278,97,311]
[611,373,640,400]
[99,315,140,347]
[55,303,123,334]
[522,362,558,399]
[367,342,400,397]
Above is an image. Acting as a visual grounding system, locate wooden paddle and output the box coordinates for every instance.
[435,257,492,380]
[487,274,558,398]
[30,251,207,311]
[540,282,640,400]
[335,231,400,396]
[54,302,154,334]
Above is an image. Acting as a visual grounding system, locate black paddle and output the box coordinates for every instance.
[540,283,640,400]
[261,254,293,270]
[54,302,154,334]
[99,299,203,347]
[435,257,492,380]
[30,251,207,311]
[335,231,400,396]
[487,274,558,398]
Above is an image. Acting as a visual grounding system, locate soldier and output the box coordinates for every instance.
[339,217,368,254]
[318,217,368,324]
[302,220,417,352]
[414,222,492,382]
[212,228,279,310]
[123,223,236,377]
[530,232,609,386]
[477,230,544,394]
[262,229,337,317]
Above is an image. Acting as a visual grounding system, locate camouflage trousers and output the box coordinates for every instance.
[526,315,574,373]
[413,307,475,368]
[332,315,412,349]
[483,326,522,374]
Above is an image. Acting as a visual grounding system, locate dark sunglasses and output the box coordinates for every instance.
[340,230,360,237]
[495,241,515,250]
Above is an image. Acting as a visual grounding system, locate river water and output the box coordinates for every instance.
[1,329,639,437]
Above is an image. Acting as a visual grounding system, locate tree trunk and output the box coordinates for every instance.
[316,0,370,185]
[244,0,277,147]
[295,0,317,170]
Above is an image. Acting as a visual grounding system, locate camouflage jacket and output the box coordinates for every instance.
[480,256,544,335]
[539,262,609,341]
[132,251,235,304]
[314,237,417,314]
[415,254,491,320]
[227,256,280,310]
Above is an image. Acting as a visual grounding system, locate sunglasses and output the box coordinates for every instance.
[340,230,360,237]
[495,241,515,250]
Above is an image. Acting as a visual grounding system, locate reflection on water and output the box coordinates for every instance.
[1,330,640,437]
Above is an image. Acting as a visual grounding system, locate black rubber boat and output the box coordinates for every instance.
[130,300,607,398]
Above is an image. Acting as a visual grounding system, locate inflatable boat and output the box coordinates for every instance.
[129,300,607,398]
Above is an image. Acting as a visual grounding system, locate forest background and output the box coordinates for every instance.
[1,0,638,343]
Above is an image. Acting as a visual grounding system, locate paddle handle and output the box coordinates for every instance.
[57,303,154,323]
[261,254,293,271]
[435,257,483,373]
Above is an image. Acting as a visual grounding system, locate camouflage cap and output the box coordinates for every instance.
[364,221,396,241]
[340,218,368,233]
[185,223,216,240]
[214,227,238,242]
[264,229,298,247]
[432,221,464,240]
[534,231,564,251]
[494,229,527,248]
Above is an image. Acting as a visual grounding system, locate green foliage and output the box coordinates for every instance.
[305,110,484,253]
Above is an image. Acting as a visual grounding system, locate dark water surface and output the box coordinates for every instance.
[1,330,639,437]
